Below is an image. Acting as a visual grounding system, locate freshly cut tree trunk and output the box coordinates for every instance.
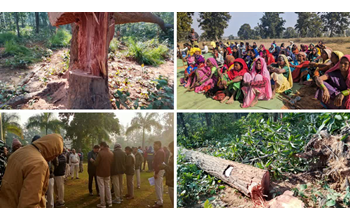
[181,148,270,197]
[67,70,111,109]
[66,12,115,109]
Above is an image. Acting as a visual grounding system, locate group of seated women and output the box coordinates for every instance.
[179,40,350,109]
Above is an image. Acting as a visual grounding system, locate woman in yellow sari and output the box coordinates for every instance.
[267,54,293,95]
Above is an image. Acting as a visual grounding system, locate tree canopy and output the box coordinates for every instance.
[177,12,194,41]
[197,12,231,41]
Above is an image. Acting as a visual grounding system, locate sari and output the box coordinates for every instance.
[271,54,293,93]
[241,57,272,108]
[315,55,350,109]
[264,49,275,65]
[194,58,219,93]
[185,55,205,88]
[291,52,310,82]
[224,58,248,99]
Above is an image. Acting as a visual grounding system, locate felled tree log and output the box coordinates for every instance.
[181,148,270,197]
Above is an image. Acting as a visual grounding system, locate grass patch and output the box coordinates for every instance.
[63,163,173,208]
[0,32,17,46]
[127,39,169,66]
[48,29,71,48]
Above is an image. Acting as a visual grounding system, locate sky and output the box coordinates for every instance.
[192,12,298,37]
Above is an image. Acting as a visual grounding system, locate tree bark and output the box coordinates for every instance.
[180,148,270,197]
[66,12,115,109]
[15,12,20,38]
[178,113,188,137]
[205,113,212,127]
[35,12,39,33]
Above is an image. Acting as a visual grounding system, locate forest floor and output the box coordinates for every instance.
[177,54,323,110]
[0,43,174,109]
[63,164,172,208]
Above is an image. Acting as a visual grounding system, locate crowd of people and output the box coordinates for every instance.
[0,135,174,208]
[178,29,350,109]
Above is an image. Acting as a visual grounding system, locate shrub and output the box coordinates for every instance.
[49,29,71,48]
[0,32,17,46]
[4,40,31,56]
[109,38,119,53]
[127,38,169,66]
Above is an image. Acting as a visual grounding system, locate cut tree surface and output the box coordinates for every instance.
[181,148,270,197]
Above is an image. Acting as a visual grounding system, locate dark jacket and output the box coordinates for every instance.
[146,147,154,161]
[49,157,58,179]
[111,148,126,175]
[94,147,114,177]
[54,154,66,177]
[87,151,98,174]
[164,154,174,187]
[153,148,165,175]
[125,153,135,176]
[134,151,143,170]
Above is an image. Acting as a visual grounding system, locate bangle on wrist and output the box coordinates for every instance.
[342,89,350,96]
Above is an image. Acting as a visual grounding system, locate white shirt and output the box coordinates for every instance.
[70,153,80,164]
[203,46,208,53]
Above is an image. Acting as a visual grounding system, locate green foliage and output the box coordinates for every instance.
[145,76,174,109]
[0,32,17,46]
[238,23,254,40]
[258,12,286,38]
[320,12,350,37]
[283,27,298,39]
[177,12,194,41]
[4,40,31,56]
[109,38,120,53]
[197,12,231,41]
[127,39,169,66]
[295,12,323,38]
[177,149,225,208]
[48,29,71,48]
[177,113,350,207]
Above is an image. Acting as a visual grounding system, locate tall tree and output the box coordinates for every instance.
[65,113,120,152]
[178,113,188,137]
[238,23,253,40]
[295,12,323,37]
[1,113,23,144]
[320,12,350,37]
[126,113,162,148]
[177,12,194,41]
[26,113,63,135]
[14,12,20,37]
[258,12,285,39]
[197,12,231,41]
[283,27,298,38]
[35,12,40,33]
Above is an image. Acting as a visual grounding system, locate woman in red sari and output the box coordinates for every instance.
[262,49,275,65]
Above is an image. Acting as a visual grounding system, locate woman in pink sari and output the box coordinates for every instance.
[241,57,273,108]
[194,58,219,93]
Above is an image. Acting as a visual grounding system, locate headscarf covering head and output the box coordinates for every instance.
[227,58,248,80]
[195,55,205,64]
[277,54,293,91]
[251,57,272,100]
[325,55,350,109]
[207,57,218,68]
[333,51,344,60]
[323,49,332,60]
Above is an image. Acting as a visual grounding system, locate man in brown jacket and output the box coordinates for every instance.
[125,146,135,200]
[93,142,114,208]
[0,134,63,208]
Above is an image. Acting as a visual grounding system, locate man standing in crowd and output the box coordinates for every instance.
[142,146,148,171]
[78,149,84,173]
[65,149,71,179]
[0,134,63,208]
[47,158,58,208]
[94,142,114,208]
[54,151,66,207]
[0,139,8,187]
[111,143,126,204]
[188,28,199,46]
[133,147,143,189]
[153,141,165,208]
[88,145,100,196]
[8,138,22,158]
[69,149,80,179]
[147,146,154,172]
[160,141,174,206]
[125,146,135,200]
[163,146,170,165]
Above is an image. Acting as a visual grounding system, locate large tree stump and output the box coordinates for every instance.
[181,148,270,197]
[67,70,110,109]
